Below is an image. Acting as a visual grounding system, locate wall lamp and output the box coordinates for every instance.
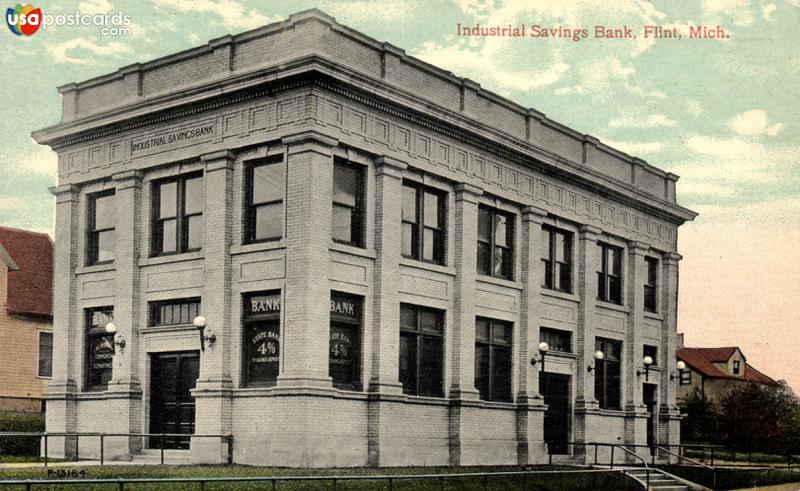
[193,315,216,351]
[530,342,550,372]
[670,360,687,381]
[104,322,126,352]
[587,350,605,373]
[636,356,655,381]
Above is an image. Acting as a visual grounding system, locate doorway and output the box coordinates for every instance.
[149,351,199,449]
[643,383,658,449]
[541,372,571,454]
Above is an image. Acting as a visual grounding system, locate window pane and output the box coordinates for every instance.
[555,232,569,262]
[494,246,511,278]
[402,222,416,258]
[540,227,551,259]
[333,163,358,207]
[423,192,440,228]
[422,228,435,262]
[97,230,115,262]
[94,194,115,231]
[161,219,177,253]
[330,323,358,388]
[647,258,658,286]
[477,207,491,242]
[38,332,53,378]
[332,205,354,243]
[402,185,417,222]
[400,305,416,330]
[610,247,622,275]
[607,361,621,409]
[186,215,203,250]
[89,334,114,388]
[252,162,284,204]
[494,213,508,247]
[246,321,280,385]
[609,276,621,304]
[492,346,512,402]
[399,333,417,395]
[476,242,491,275]
[419,310,441,334]
[431,229,444,264]
[475,318,489,341]
[543,260,554,289]
[474,344,490,401]
[418,336,443,397]
[597,272,606,301]
[184,176,204,215]
[255,203,283,240]
[557,262,571,292]
[492,322,510,344]
[158,181,177,219]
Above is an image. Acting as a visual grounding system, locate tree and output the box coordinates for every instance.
[681,387,719,444]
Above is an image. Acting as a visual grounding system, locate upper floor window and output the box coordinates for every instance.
[399,303,444,397]
[332,159,365,247]
[245,157,284,243]
[401,181,446,264]
[541,225,572,293]
[87,190,115,264]
[151,173,204,255]
[477,205,514,280]
[540,327,572,353]
[680,370,692,385]
[149,298,201,327]
[86,307,114,391]
[597,243,623,305]
[644,257,658,312]
[595,337,622,410]
[475,317,512,402]
[733,360,740,375]
[38,331,53,378]
[643,344,658,366]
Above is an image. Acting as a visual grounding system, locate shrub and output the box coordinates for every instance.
[0,411,44,456]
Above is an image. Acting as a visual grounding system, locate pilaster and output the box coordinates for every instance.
[659,252,683,448]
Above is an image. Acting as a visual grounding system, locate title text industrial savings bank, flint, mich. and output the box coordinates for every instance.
[32,10,696,467]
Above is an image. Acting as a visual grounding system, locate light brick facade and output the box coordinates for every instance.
[33,10,696,466]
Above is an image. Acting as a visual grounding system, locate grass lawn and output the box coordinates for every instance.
[0,465,641,490]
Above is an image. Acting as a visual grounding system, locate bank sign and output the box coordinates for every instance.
[130,121,216,157]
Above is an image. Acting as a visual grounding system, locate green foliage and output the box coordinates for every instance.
[681,387,719,443]
[0,411,44,456]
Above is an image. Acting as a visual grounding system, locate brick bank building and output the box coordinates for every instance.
[33,10,696,467]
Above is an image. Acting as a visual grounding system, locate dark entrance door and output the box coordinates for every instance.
[541,372,570,454]
[643,383,658,449]
[149,352,199,449]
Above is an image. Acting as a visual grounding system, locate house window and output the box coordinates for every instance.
[329,292,363,390]
[332,159,365,247]
[401,181,446,264]
[245,157,284,243]
[86,307,114,390]
[399,304,444,397]
[477,205,514,280]
[151,173,204,255]
[474,317,512,402]
[733,360,740,375]
[644,345,658,366]
[243,291,281,386]
[680,370,692,385]
[149,298,201,327]
[595,338,622,410]
[644,257,658,312]
[540,327,572,353]
[541,225,572,293]
[597,243,623,305]
[87,190,115,264]
[38,332,53,378]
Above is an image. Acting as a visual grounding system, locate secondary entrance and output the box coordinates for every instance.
[149,351,199,449]
[643,383,658,449]
[541,372,570,454]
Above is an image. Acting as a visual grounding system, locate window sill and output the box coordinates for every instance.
[139,251,204,267]
[76,263,116,275]
[644,311,664,321]
[399,258,456,276]
[330,242,376,260]
[476,275,523,291]
[139,325,197,335]
[230,240,286,256]
[541,289,579,303]
[597,408,626,417]
[596,301,630,314]
[36,375,53,380]
[399,394,449,406]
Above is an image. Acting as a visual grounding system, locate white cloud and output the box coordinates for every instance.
[6,143,58,179]
[0,197,26,211]
[556,57,666,101]
[78,0,112,15]
[153,0,281,31]
[609,113,677,128]
[702,0,756,26]
[598,138,665,155]
[728,109,784,137]
[325,0,419,23]
[763,3,777,20]
[687,99,704,116]
[46,38,132,64]
[188,32,201,45]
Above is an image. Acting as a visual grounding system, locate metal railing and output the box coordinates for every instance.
[678,443,799,469]
[0,468,638,490]
[656,445,716,488]
[0,432,232,466]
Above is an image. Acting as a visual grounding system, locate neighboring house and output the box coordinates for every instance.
[0,226,54,412]
[676,343,777,404]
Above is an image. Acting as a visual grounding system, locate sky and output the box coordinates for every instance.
[1,1,798,391]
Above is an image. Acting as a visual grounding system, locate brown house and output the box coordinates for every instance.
[0,226,54,412]
[676,345,777,404]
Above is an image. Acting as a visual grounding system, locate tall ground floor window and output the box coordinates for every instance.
[595,337,622,410]
[86,307,114,390]
[330,292,363,390]
[474,317,512,402]
[399,303,444,397]
[243,291,281,386]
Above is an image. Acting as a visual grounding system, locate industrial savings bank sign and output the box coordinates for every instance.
[130,121,216,157]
